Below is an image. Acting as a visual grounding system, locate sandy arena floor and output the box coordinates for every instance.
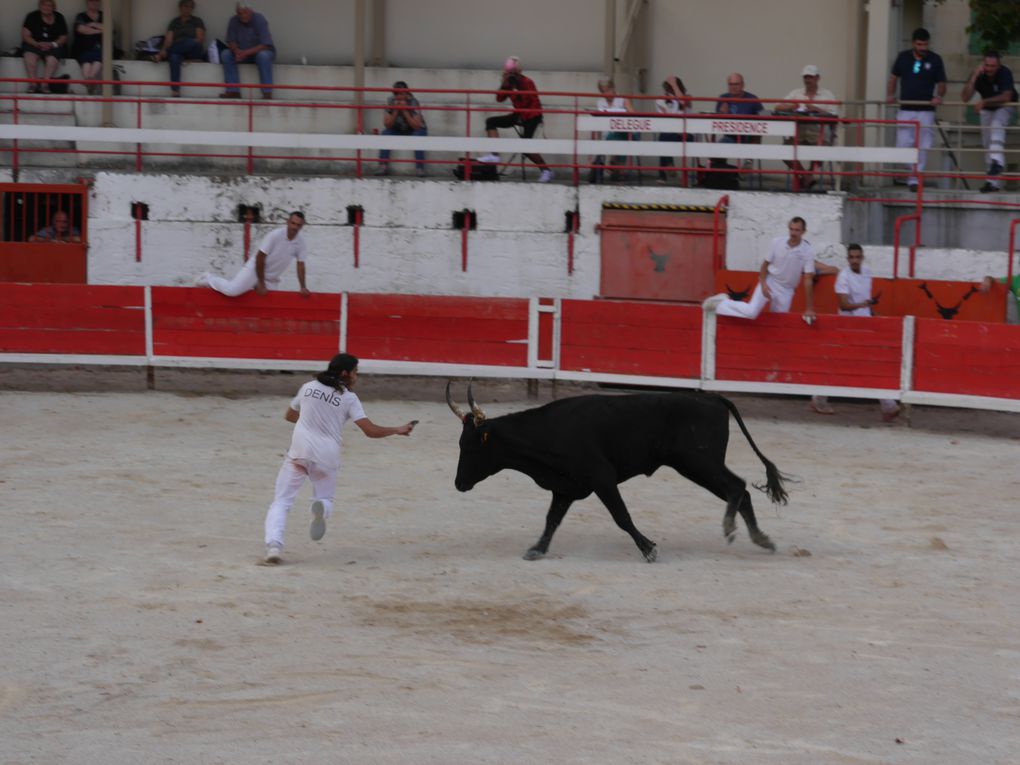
[1,372,1019,764]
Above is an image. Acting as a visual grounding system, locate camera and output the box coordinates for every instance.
[505,73,520,88]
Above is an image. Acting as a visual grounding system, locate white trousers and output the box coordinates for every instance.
[716,278,795,319]
[264,455,337,548]
[980,107,1012,187]
[895,109,936,183]
[202,267,278,297]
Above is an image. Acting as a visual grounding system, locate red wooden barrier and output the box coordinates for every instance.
[715,313,902,389]
[151,288,341,360]
[560,299,701,378]
[715,271,1000,322]
[346,294,529,366]
[913,319,1020,399]
[0,284,144,354]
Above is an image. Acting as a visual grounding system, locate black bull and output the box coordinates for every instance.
[447,383,790,563]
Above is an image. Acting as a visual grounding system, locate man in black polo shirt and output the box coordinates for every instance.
[887,27,947,191]
[961,50,1017,193]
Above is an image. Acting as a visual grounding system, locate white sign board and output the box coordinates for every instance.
[576,114,797,138]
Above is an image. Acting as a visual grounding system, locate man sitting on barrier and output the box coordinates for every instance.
[702,216,816,324]
[477,55,554,183]
[809,244,901,420]
[196,211,310,297]
[219,1,275,100]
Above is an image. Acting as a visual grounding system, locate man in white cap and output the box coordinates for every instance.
[776,64,838,191]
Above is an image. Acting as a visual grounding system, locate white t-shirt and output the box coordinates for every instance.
[287,380,367,469]
[655,98,683,115]
[782,86,839,116]
[597,96,629,113]
[835,265,874,316]
[765,236,815,291]
[244,226,308,282]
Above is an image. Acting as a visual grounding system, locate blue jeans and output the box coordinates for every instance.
[379,126,427,170]
[167,38,205,91]
[221,48,275,95]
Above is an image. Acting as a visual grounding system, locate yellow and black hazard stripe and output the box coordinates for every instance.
[600,202,724,213]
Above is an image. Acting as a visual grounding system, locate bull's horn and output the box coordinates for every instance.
[466,380,487,422]
[445,380,467,420]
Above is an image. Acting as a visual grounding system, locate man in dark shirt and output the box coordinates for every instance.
[961,50,1017,193]
[153,0,206,97]
[715,72,764,145]
[219,1,275,99]
[887,27,947,191]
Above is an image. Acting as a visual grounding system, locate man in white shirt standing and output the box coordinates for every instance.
[809,244,901,420]
[703,216,817,324]
[196,210,310,297]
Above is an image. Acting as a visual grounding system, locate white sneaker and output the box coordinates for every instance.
[478,153,500,163]
[702,293,728,311]
[194,272,210,287]
[309,500,326,541]
[538,169,554,183]
[264,545,283,564]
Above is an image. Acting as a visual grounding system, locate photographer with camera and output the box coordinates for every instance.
[376,80,428,176]
[477,56,553,183]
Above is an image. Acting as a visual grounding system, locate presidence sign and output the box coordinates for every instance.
[577,114,796,138]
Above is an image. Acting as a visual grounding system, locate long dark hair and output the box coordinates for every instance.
[316,353,358,392]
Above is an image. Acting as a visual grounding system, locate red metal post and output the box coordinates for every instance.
[711,195,729,272]
[892,212,920,279]
[136,93,143,172]
[243,221,251,262]
[134,206,143,262]
[567,209,579,275]
[247,101,254,175]
[461,210,471,272]
[1009,219,1019,287]
[353,207,362,268]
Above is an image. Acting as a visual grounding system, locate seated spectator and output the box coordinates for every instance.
[595,78,634,181]
[29,210,81,242]
[775,64,839,191]
[477,56,553,183]
[219,2,275,100]
[72,0,103,94]
[655,76,690,184]
[21,0,69,94]
[715,72,763,139]
[375,80,428,177]
[152,0,205,97]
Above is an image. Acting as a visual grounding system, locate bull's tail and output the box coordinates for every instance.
[719,396,791,505]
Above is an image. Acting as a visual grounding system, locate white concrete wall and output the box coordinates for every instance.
[1,167,1003,296]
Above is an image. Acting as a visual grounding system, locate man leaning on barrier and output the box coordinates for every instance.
[961,49,1017,194]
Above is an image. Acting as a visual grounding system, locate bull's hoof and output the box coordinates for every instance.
[642,545,658,563]
[722,516,736,539]
[523,547,546,561]
[725,532,736,545]
[752,532,776,552]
